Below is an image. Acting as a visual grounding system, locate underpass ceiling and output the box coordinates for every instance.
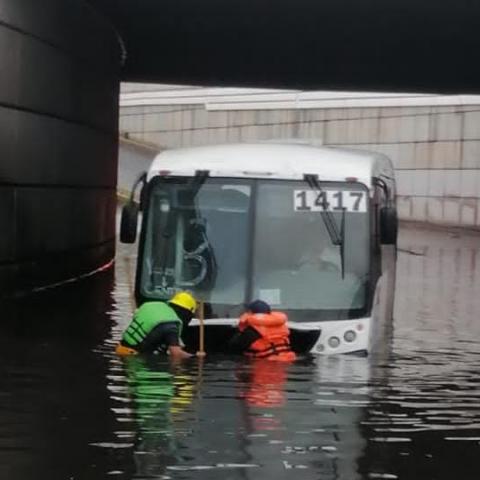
[88,0,480,93]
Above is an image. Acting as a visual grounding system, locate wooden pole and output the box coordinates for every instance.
[198,300,205,356]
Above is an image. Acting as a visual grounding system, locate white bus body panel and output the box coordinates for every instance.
[147,143,394,188]
[189,317,372,355]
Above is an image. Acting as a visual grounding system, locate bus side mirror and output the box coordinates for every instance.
[120,201,139,243]
[380,206,398,245]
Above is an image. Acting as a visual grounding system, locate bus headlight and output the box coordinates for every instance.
[328,336,340,348]
[344,330,357,343]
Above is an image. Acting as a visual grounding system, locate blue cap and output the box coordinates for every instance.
[246,300,271,314]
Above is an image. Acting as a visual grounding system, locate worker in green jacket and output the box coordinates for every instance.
[116,291,199,360]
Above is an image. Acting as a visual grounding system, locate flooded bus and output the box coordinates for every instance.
[120,143,397,355]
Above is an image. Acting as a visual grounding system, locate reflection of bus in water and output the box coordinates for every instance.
[121,143,397,355]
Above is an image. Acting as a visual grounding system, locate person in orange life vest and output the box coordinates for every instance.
[229,300,296,361]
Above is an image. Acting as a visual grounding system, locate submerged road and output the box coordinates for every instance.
[1,224,480,479]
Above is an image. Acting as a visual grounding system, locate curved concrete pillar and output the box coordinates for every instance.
[0,0,121,297]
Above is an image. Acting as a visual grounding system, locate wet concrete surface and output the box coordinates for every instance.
[1,223,480,479]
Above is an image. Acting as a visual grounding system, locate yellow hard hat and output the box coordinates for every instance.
[169,291,197,313]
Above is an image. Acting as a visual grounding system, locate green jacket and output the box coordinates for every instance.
[122,302,182,347]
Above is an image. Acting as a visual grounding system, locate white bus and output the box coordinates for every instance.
[120,143,397,355]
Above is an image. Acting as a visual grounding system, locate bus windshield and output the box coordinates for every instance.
[140,176,370,321]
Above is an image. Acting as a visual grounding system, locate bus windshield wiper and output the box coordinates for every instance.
[303,174,346,279]
[339,206,346,280]
[189,170,210,197]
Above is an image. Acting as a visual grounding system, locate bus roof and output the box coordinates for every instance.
[148,143,394,187]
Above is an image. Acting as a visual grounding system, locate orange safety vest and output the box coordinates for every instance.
[238,311,296,362]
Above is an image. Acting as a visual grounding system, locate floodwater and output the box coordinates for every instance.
[2,224,480,480]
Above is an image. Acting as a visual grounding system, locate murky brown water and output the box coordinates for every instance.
[2,223,480,480]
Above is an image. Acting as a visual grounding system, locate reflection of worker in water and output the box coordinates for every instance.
[116,291,200,360]
[122,356,196,475]
[229,300,296,361]
[239,360,289,408]
[236,359,289,435]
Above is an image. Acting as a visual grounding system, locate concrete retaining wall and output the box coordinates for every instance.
[120,102,480,228]
[0,0,121,296]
